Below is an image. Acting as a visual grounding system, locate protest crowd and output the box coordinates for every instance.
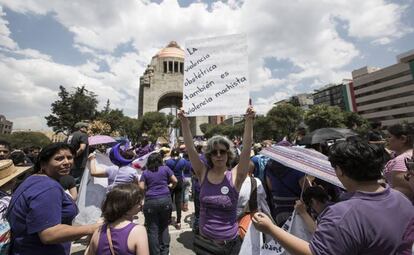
[0,106,413,255]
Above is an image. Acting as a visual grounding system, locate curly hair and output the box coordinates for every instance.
[328,139,387,182]
[204,135,235,168]
[101,183,143,223]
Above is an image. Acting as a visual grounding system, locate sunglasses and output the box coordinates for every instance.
[211,149,228,156]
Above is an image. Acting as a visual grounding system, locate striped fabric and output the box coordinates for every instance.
[260,146,344,189]
[0,196,11,219]
[384,150,413,185]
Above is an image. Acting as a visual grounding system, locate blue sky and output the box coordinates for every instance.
[0,0,413,130]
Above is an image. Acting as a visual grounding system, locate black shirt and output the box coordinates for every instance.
[67,130,89,170]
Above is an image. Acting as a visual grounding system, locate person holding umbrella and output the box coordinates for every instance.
[253,138,414,255]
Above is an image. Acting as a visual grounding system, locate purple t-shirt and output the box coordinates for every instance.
[8,175,78,255]
[310,185,414,255]
[106,165,139,188]
[140,166,173,199]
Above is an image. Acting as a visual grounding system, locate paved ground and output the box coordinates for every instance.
[70,202,196,254]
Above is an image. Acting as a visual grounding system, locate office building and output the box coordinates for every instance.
[352,49,414,126]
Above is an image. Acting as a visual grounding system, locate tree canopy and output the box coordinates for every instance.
[0,132,51,149]
[198,121,243,139]
[197,103,369,142]
[139,112,173,143]
[304,104,345,131]
[45,86,98,135]
[267,103,304,141]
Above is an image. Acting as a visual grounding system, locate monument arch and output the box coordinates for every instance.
[138,41,208,135]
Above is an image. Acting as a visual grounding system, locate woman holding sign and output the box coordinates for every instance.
[178,105,254,255]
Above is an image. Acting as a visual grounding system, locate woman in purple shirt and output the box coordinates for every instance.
[178,106,255,255]
[139,152,177,255]
[253,138,414,255]
[89,143,140,191]
[7,142,100,255]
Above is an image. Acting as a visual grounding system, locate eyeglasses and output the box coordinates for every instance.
[211,149,228,156]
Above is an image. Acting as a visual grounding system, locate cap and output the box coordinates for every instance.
[74,122,89,129]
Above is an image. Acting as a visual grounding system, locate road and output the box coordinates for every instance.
[71,202,196,254]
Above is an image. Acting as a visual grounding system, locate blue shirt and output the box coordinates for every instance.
[165,158,191,179]
[265,160,304,198]
[8,175,78,255]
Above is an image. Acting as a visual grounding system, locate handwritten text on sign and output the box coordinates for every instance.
[183,34,249,116]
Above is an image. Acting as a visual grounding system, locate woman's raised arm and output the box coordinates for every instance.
[234,105,255,191]
[88,154,108,177]
[178,109,206,180]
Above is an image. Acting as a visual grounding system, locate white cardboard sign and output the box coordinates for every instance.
[183,34,249,116]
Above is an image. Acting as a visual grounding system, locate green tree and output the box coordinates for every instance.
[139,112,169,142]
[343,111,369,129]
[343,111,370,137]
[254,115,275,141]
[199,123,212,134]
[122,117,142,143]
[0,132,51,149]
[267,103,304,141]
[45,86,98,135]
[304,104,345,131]
[97,108,126,134]
[103,99,111,114]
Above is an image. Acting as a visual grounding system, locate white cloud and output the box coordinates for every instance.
[0,0,412,130]
[254,91,290,114]
[0,52,147,129]
[11,116,47,131]
[14,48,52,60]
[0,6,17,49]
[335,0,413,43]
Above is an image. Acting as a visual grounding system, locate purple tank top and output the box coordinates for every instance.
[199,170,239,241]
[96,222,136,255]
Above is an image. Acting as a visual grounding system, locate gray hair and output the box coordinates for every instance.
[204,135,235,168]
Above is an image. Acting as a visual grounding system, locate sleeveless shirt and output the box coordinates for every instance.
[199,170,239,241]
[96,222,136,255]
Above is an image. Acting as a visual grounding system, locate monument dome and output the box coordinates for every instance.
[155,41,185,59]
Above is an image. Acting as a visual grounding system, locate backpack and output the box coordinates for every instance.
[253,155,269,182]
[238,177,257,239]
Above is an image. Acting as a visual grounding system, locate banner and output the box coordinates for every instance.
[183,34,249,116]
[239,211,312,255]
[74,152,148,225]
[73,152,110,225]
